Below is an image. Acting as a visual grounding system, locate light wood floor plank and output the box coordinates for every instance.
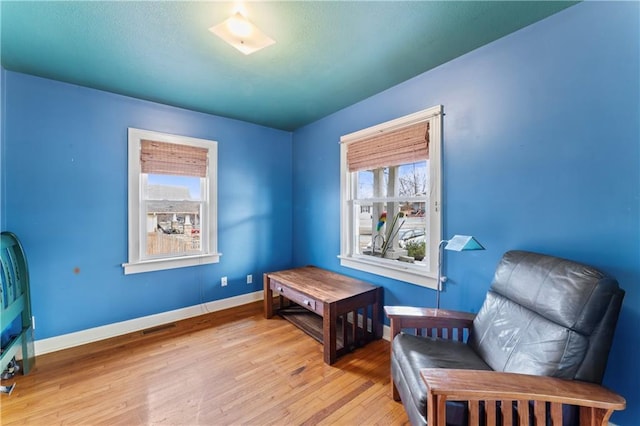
[1,301,409,425]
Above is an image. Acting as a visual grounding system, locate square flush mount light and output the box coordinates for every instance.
[209,12,275,55]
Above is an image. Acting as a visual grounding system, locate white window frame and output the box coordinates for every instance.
[123,128,221,275]
[339,105,443,288]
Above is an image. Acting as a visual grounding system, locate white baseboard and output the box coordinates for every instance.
[31,291,392,358]
[34,291,264,356]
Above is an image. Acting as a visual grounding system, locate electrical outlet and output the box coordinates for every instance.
[247,274,253,284]
[221,276,227,286]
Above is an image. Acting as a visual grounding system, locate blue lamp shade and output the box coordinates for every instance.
[436,234,485,309]
[444,235,485,252]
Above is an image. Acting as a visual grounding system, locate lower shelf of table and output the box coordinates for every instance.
[277,304,375,356]
[278,305,342,349]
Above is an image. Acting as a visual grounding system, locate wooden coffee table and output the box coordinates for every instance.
[264,266,383,364]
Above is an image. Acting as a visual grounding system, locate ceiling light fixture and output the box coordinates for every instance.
[209,12,275,55]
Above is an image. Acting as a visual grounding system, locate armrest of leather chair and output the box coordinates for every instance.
[420,368,626,426]
[384,306,476,341]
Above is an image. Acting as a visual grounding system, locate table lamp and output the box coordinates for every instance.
[436,235,484,309]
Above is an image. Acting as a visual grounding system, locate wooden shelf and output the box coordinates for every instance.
[278,305,346,351]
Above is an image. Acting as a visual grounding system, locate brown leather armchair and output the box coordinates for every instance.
[386,250,625,426]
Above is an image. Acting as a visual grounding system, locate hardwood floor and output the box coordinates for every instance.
[1,301,409,425]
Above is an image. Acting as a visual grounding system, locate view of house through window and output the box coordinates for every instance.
[124,128,219,275]
[143,174,203,258]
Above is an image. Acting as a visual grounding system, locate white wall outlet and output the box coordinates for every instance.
[247,274,253,284]
[221,276,227,286]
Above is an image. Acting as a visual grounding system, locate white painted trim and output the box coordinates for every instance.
[123,252,222,275]
[382,323,391,342]
[340,106,443,144]
[339,255,437,289]
[125,127,219,274]
[34,291,263,356]
[339,105,443,289]
[30,291,392,359]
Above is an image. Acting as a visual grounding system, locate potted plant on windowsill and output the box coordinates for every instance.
[405,240,426,261]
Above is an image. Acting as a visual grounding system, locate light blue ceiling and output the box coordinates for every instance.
[1,1,577,131]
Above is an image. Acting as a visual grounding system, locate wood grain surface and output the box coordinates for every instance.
[0,301,408,425]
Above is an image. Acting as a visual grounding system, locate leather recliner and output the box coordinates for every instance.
[388,250,625,426]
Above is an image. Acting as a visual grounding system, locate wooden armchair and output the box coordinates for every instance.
[385,306,476,402]
[385,251,626,426]
[422,368,625,426]
[386,307,625,425]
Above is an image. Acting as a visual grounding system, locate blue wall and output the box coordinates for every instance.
[2,72,293,339]
[2,1,638,423]
[292,2,639,423]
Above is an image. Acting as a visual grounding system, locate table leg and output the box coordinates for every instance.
[323,302,337,364]
[263,274,273,319]
[373,287,383,338]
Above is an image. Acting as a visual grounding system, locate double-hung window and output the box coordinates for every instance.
[339,105,443,288]
[123,128,220,274]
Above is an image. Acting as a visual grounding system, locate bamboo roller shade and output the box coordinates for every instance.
[347,121,429,172]
[141,140,208,177]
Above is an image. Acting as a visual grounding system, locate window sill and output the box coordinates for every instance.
[123,253,221,275]
[338,254,437,289]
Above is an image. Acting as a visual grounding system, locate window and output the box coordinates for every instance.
[123,128,220,274]
[339,105,443,288]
